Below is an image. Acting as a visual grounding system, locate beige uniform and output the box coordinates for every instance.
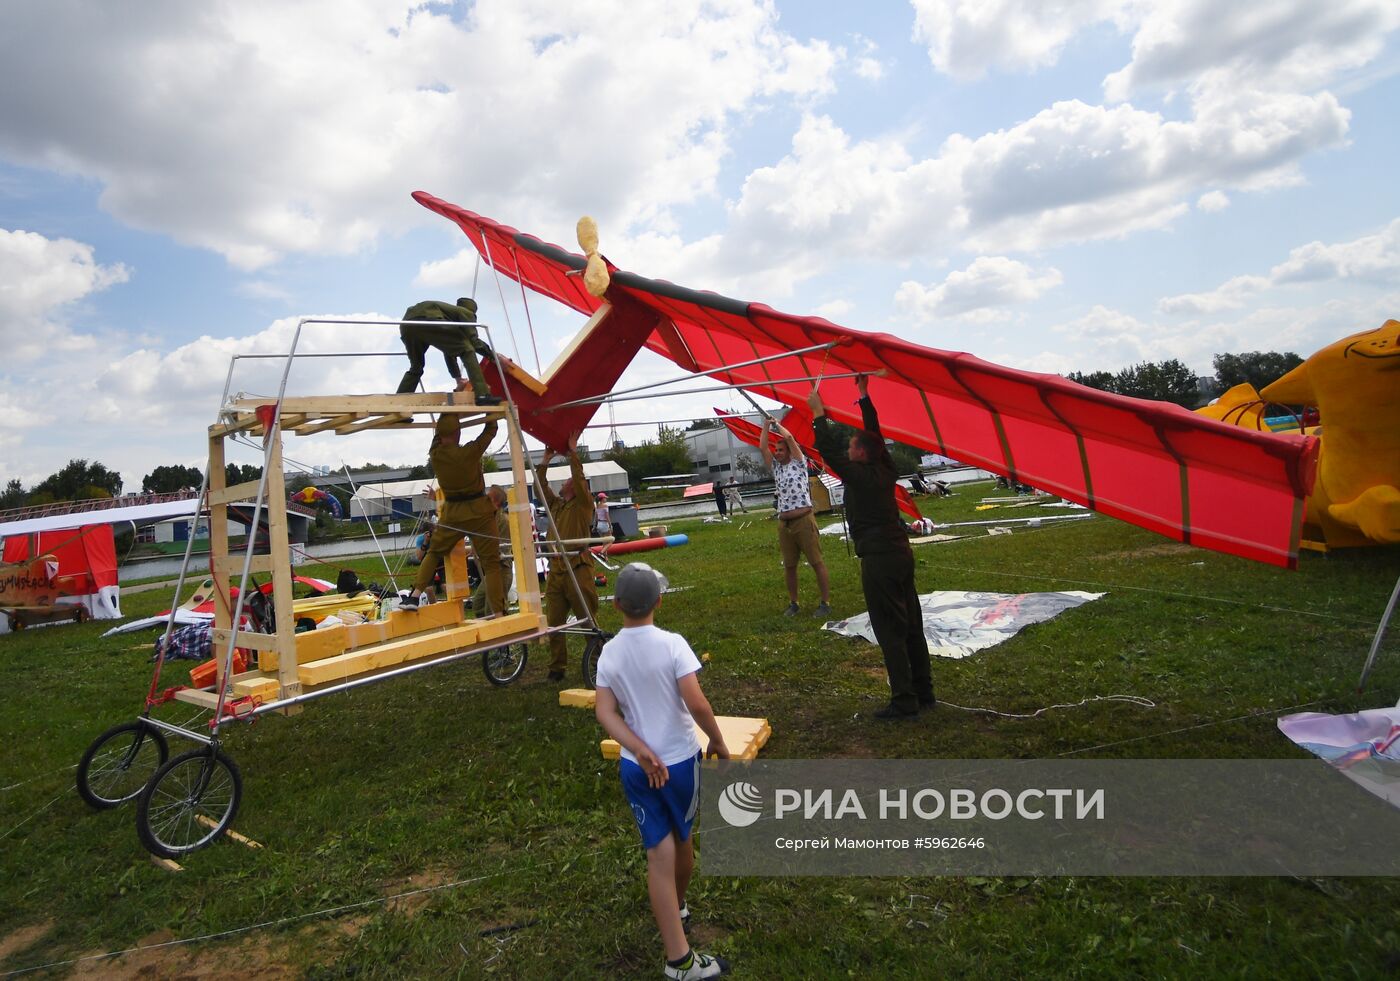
[535,454,598,672]
[413,415,503,616]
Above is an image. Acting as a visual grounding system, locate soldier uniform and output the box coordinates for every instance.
[535,451,599,676]
[396,297,497,402]
[410,414,504,615]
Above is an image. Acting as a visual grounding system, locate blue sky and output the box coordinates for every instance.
[1,0,1398,492]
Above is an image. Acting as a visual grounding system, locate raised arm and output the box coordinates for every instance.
[466,417,498,454]
[760,417,775,469]
[855,374,881,437]
[534,446,559,507]
[567,431,589,499]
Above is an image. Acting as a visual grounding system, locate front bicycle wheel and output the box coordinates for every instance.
[136,747,243,859]
[77,721,170,810]
[482,643,528,686]
[581,631,613,690]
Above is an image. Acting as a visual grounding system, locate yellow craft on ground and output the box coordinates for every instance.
[600,716,773,761]
[560,690,774,760]
[1260,319,1400,547]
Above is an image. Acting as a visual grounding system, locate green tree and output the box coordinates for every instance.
[1067,360,1201,407]
[686,418,721,431]
[0,478,25,511]
[28,459,122,503]
[142,464,203,494]
[1212,351,1304,394]
[224,463,263,487]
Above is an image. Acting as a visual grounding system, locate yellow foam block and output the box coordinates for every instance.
[559,688,597,708]
[601,716,772,761]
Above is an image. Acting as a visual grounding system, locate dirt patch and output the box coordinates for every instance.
[71,930,296,979]
[384,866,456,917]
[1091,543,1195,561]
[0,920,54,961]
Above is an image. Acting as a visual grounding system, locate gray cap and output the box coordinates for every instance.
[614,562,668,616]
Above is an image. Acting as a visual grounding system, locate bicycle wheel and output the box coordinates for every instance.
[581,631,613,690]
[136,747,243,859]
[77,721,170,810]
[482,642,528,687]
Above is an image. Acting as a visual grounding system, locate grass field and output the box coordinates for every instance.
[3,483,1400,978]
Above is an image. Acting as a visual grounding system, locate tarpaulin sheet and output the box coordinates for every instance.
[823,589,1104,659]
[1278,708,1400,808]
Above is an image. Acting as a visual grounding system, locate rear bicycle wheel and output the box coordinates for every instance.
[136,747,242,859]
[77,721,170,810]
[482,643,528,686]
[581,631,613,690]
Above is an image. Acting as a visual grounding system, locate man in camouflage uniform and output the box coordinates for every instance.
[534,433,599,682]
[396,297,499,404]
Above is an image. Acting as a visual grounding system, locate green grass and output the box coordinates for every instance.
[3,483,1400,978]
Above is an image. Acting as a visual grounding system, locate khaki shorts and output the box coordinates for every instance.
[778,512,823,569]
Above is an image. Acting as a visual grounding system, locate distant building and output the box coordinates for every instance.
[682,414,769,484]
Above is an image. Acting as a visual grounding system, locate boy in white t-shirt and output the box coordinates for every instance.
[595,563,732,981]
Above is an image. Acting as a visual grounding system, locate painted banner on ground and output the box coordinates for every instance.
[823,589,1104,659]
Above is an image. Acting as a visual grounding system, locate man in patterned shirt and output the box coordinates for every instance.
[760,414,831,618]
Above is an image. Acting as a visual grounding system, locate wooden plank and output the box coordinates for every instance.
[260,438,300,701]
[601,716,772,761]
[207,436,231,632]
[492,353,548,397]
[297,611,537,687]
[151,856,184,873]
[334,412,412,435]
[212,628,277,652]
[444,541,470,599]
[291,412,365,436]
[212,554,275,577]
[228,394,511,415]
[172,688,221,709]
[209,415,260,439]
[208,478,263,507]
[232,676,280,703]
[195,814,263,849]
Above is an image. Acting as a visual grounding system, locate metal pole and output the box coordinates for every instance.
[544,340,842,410]
[548,370,875,410]
[1357,572,1400,695]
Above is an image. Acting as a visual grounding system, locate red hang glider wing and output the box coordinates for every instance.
[414,192,1317,569]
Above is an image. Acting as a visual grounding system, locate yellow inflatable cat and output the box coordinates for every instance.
[1261,319,1400,547]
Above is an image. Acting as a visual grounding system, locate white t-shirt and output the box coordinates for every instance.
[772,456,811,512]
[595,624,703,766]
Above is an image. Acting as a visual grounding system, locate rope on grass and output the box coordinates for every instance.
[942,694,1156,720]
[1053,698,1325,758]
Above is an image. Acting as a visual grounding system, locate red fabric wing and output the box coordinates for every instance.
[415,192,1317,568]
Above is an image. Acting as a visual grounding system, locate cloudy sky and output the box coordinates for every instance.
[2,0,1398,493]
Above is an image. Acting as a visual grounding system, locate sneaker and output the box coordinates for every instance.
[873,703,918,721]
[475,393,503,406]
[547,670,565,682]
[679,902,690,934]
[397,591,419,610]
[782,602,799,617]
[811,601,831,619]
[664,949,730,980]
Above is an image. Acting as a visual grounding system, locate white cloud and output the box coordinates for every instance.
[0,0,839,270]
[910,0,1128,81]
[1196,190,1230,212]
[1103,0,1400,102]
[1159,217,1400,313]
[0,228,128,357]
[895,256,1062,322]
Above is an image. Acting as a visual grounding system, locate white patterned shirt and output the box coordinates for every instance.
[772,456,811,512]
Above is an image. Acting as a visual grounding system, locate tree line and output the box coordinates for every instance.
[1066,350,1303,408]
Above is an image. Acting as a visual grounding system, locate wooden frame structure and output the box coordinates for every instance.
[172,392,546,714]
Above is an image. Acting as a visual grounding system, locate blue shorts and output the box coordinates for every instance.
[619,752,702,850]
